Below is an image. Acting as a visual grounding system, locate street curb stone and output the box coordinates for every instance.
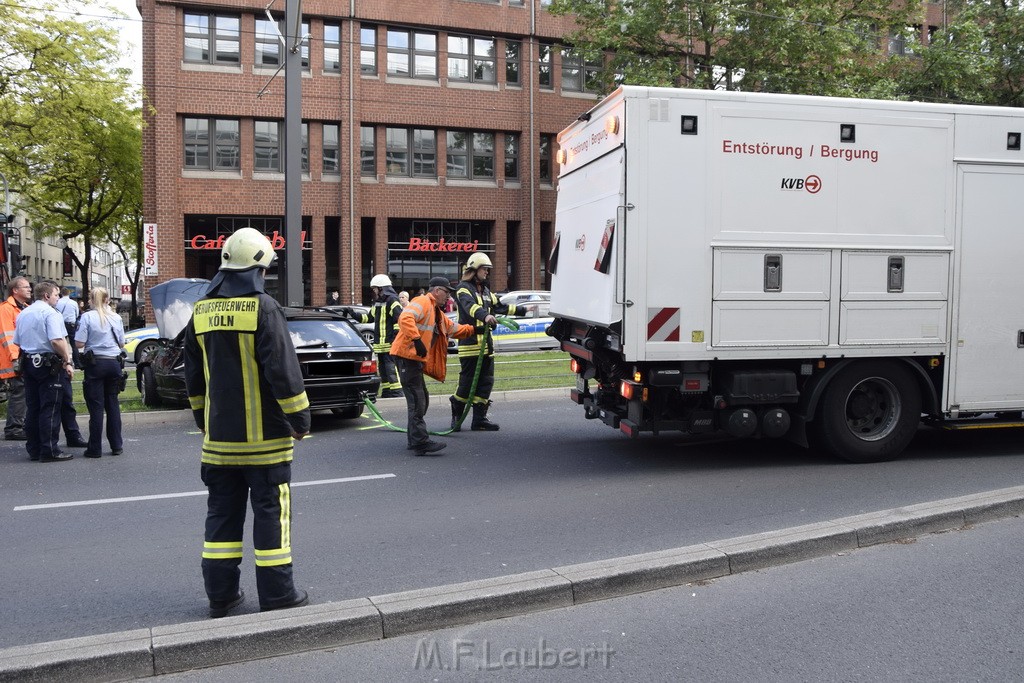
[2,486,1023,680]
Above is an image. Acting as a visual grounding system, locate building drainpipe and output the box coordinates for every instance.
[348,0,357,304]
[529,0,536,289]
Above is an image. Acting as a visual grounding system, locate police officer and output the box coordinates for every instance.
[55,287,81,369]
[74,287,126,458]
[450,253,527,431]
[13,281,76,462]
[184,227,311,618]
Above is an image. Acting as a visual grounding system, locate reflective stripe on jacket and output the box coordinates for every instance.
[391,293,472,381]
[183,294,311,467]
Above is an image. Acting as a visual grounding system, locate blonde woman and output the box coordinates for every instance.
[74,288,126,457]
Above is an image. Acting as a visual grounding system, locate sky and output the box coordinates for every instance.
[93,0,143,87]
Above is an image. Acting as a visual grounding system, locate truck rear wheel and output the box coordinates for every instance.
[811,361,921,463]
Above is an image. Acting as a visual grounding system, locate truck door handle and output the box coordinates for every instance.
[764,254,782,292]
[888,256,904,293]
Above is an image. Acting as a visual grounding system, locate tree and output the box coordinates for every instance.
[0,1,142,302]
[548,0,920,97]
[897,0,1024,106]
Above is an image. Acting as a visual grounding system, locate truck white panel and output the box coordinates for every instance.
[839,301,947,345]
[840,252,950,300]
[713,249,831,300]
[951,166,1024,409]
[712,301,829,347]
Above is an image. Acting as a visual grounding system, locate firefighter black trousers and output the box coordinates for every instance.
[200,464,298,609]
[455,355,495,404]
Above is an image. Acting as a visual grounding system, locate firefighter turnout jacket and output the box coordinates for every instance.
[352,287,403,354]
[184,293,310,466]
[454,282,525,358]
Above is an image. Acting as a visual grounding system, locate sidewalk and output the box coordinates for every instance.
[2,483,1022,681]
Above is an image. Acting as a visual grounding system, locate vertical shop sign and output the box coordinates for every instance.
[143,223,158,276]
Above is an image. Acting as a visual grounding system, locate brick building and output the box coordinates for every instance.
[140,0,594,305]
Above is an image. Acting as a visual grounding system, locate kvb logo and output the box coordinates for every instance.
[780,175,822,194]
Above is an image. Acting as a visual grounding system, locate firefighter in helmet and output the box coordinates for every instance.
[183,227,311,618]
[450,252,528,431]
[350,274,404,398]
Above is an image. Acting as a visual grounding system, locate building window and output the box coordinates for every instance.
[510,0,525,5]
[361,25,377,74]
[254,121,308,172]
[323,124,340,174]
[561,49,602,93]
[505,40,521,85]
[538,42,553,88]
[184,117,240,170]
[446,131,494,180]
[256,18,309,68]
[386,28,437,78]
[888,25,922,56]
[386,128,436,177]
[183,13,240,65]
[539,133,553,182]
[504,132,519,180]
[361,125,376,175]
[324,24,341,72]
[448,35,496,83]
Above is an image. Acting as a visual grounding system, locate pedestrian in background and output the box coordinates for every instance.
[55,287,81,369]
[398,291,410,308]
[0,277,32,440]
[13,281,76,462]
[74,287,125,458]
[391,277,472,456]
[184,227,311,618]
[450,252,526,432]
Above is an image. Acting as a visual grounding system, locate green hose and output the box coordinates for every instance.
[363,316,519,434]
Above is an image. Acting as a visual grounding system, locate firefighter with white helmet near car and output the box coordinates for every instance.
[450,252,528,431]
[346,274,404,398]
[183,226,311,618]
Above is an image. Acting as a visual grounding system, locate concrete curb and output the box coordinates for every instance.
[3,485,1022,681]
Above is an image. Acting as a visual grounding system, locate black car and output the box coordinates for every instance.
[136,308,381,418]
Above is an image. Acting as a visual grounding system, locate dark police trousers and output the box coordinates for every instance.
[201,464,297,609]
[83,358,123,453]
[22,359,67,459]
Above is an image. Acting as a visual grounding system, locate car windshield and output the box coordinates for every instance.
[288,319,363,348]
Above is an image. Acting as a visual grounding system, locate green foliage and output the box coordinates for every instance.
[549,0,921,97]
[0,1,142,297]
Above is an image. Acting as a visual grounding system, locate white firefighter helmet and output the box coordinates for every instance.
[370,274,392,288]
[219,227,275,271]
[464,252,493,273]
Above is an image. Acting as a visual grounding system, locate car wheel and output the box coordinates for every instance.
[361,331,374,346]
[139,365,161,407]
[810,360,921,463]
[135,339,159,364]
[331,405,363,419]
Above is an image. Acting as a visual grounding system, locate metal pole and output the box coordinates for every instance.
[282,0,303,306]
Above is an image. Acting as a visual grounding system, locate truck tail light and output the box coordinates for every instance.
[570,358,582,374]
[620,380,641,400]
[360,360,377,375]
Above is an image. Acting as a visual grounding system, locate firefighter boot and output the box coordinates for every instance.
[471,401,500,431]
[450,395,463,432]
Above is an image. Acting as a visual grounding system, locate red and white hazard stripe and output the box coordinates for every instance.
[647,307,680,342]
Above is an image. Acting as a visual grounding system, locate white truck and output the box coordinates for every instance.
[547,85,1024,462]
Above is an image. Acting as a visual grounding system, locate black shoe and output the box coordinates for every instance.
[83,450,101,458]
[41,453,73,462]
[111,449,123,456]
[260,589,308,612]
[27,454,39,461]
[209,591,245,619]
[413,441,446,456]
[6,431,27,441]
[66,437,89,448]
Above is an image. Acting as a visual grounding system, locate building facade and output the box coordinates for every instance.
[140,0,593,304]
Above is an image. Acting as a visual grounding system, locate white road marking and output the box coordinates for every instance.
[13,473,396,511]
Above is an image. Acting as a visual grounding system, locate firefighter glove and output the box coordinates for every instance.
[413,338,427,357]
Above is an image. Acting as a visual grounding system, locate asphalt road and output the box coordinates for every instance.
[4,394,1024,650]
[154,513,1024,682]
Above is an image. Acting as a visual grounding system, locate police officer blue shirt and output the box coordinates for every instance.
[55,296,78,325]
[74,310,125,356]
[13,300,67,354]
